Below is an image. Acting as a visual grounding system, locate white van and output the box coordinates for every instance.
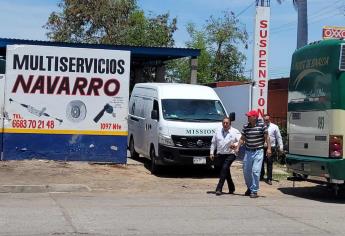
[128,83,232,173]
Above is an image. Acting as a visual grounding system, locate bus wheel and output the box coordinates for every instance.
[129,138,139,159]
[150,146,159,175]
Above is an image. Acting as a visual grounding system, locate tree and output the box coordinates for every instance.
[277,0,308,48]
[167,11,248,83]
[44,0,177,47]
[205,11,248,81]
[166,23,213,84]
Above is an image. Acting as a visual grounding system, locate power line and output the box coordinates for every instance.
[247,1,344,35]
[235,0,256,18]
[270,12,343,35]
[270,1,344,34]
[308,0,343,18]
[271,0,343,31]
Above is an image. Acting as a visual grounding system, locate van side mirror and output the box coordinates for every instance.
[229,112,235,121]
[151,110,158,120]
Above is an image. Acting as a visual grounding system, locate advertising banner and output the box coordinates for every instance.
[5,45,130,136]
[252,6,270,117]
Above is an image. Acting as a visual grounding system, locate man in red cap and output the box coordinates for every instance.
[235,109,271,198]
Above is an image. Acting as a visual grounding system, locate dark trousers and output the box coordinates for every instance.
[260,147,277,181]
[216,154,236,192]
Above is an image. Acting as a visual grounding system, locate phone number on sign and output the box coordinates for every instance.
[12,119,55,129]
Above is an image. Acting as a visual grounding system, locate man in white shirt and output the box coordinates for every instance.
[210,117,241,196]
[260,114,284,185]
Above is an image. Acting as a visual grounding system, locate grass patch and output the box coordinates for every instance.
[272,163,289,181]
[272,172,289,181]
[274,163,287,169]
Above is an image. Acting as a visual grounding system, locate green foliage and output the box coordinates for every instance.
[44,0,177,47]
[167,11,249,84]
[186,23,213,84]
[46,1,248,84]
[206,11,248,81]
[166,23,213,84]
[166,58,190,83]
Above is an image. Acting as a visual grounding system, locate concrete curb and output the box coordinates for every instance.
[0,184,91,193]
[126,157,144,165]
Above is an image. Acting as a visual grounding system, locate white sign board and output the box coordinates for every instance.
[252,6,270,117]
[5,45,130,135]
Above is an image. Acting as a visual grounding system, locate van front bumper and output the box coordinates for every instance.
[157,144,213,166]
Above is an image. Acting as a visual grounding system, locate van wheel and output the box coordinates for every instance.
[150,147,159,174]
[129,138,139,159]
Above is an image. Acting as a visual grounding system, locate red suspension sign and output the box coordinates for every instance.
[252,5,270,118]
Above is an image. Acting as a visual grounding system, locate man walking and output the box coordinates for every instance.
[210,117,241,196]
[235,110,271,198]
[260,114,284,185]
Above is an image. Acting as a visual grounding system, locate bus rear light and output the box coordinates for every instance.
[329,135,343,158]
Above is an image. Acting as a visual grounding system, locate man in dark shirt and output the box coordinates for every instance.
[235,110,271,198]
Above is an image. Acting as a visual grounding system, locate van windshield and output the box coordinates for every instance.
[161,99,226,122]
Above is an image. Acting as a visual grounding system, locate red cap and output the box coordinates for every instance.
[246,110,259,117]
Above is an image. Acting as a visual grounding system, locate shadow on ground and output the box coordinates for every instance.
[128,156,219,178]
[278,185,345,203]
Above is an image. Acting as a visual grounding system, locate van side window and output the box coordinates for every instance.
[131,96,144,117]
[153,100,159,121]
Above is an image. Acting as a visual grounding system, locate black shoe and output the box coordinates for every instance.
[244,189,251,196]
[267,180,272,185]
[260,177,264,181]
[215,190,222,196]
[250,192,258,198]
[229,189,235,194]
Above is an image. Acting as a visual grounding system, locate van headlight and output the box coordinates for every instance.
[159,134,174,146]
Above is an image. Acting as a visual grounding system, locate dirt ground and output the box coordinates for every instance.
[0,158,315,196]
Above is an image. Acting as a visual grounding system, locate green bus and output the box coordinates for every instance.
[286,39,345,194]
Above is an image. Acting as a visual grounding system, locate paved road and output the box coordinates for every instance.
[1,159,345,235]
[1,190,345,236]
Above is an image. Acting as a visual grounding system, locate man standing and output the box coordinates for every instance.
[260,114,284,185]
[235,110,271,198]
[210,117,241,196]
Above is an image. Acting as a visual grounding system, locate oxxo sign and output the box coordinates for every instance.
[252,6,270,117]
[322,26,345,39]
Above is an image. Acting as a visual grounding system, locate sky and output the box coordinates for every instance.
[0,0,344,79]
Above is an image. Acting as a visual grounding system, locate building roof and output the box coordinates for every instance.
[0,38,200,63]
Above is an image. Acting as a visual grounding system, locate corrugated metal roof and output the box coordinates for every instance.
[0,38,200,60]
